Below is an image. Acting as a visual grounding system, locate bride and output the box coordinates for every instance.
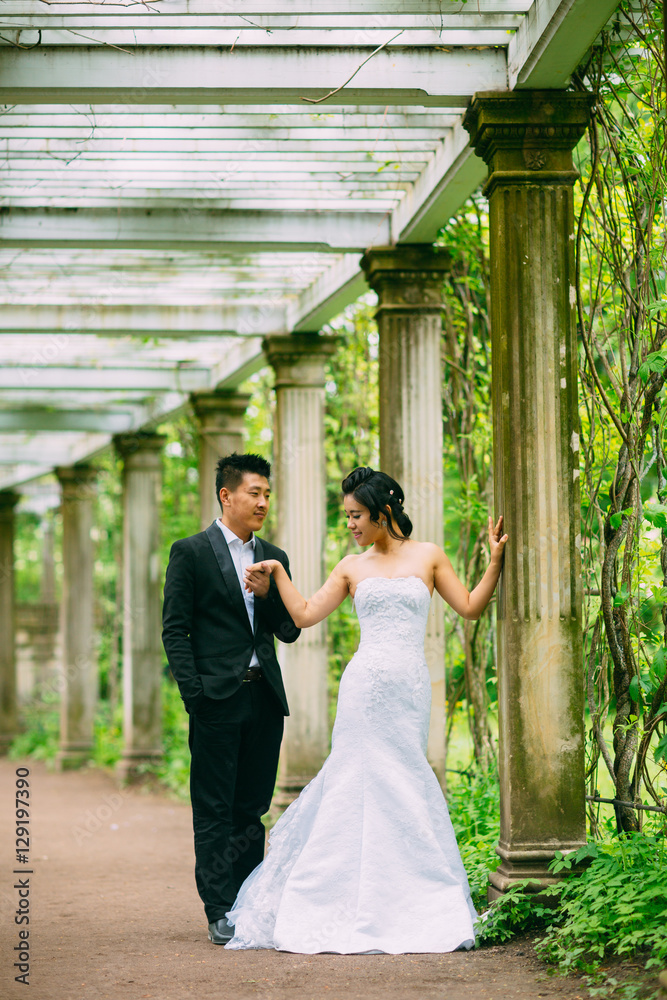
[226,466,508,955]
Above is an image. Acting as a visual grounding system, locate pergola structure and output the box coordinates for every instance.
[0,1,620,895]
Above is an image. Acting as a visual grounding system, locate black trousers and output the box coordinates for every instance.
[188,679,284,923]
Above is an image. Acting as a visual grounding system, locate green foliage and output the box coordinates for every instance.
[475,881,560,946]
[9,691,60,762]
[476,834,667,999]
[536,837,667,976]
[575,0,667,832]
[14,509,51,604]
[447,768,500,909]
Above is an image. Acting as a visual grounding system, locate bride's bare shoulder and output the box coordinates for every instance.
[411,540,451,570]
[333,553,362,581]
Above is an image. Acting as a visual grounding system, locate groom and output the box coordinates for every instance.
[162,452,300,944]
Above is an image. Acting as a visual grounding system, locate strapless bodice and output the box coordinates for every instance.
[354,575,431,650]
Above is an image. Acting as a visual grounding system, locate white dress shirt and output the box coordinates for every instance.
[216,519,260,668]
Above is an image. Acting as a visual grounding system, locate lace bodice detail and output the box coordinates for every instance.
[354,575,431,650]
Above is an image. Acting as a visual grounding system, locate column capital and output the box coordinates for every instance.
[263,333,339,389]
[114,432,167,470]
[0,491,20,515]
[463,90,593,196]
[190,389,251,430]
[361,245,451,310]
[55,465,97,502]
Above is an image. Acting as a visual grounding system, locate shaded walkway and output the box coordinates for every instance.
[0,760,586,1000]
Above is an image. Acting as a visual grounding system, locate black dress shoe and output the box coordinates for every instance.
[208,917,234,945]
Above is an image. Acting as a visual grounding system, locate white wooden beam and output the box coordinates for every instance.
[0,432,113,465]
[0,366,211,392]
[0,2,532,17]
[0,113,458,132]
[0,27,521,47]
[0,464,53,490]
[0,137,442,154]
[0,304,287,336]
[390,118,487,243]
[0,45,508,106]
[0,409,140,433]
[0,207,392,252]
[289,253,367,332]
[508,0,621,89]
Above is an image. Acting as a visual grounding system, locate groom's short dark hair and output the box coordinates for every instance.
[215,453,271,503]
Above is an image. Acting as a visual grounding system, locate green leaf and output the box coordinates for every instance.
[646,298,667,319]
[654,732,667,764]
[643,503,667,529]
[638,351,667,384]
[609,506,633,529]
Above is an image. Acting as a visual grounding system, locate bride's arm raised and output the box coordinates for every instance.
[432,515,508,621]
[244,556,351,628]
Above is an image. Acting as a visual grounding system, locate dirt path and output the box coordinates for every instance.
[0,758,589,1000]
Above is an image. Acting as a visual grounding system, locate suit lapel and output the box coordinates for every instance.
[205,522,253,635]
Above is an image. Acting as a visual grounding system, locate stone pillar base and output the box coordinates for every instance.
[115,749,163,784]
[55,743,93,771]
[488,843,587,901]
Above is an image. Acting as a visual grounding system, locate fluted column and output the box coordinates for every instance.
[264,333,338,804]
[114,433,167,782]
[464,91,592,895]
[191,390,251,530]
[361,246,450,785]
[0,491,20,753]
[54,466,98,769]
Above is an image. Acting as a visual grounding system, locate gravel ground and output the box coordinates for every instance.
[0,758,592,1000]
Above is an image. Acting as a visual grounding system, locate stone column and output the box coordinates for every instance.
[114,433,167,782]
[0,491,20,753]
[264,333,338,804]
[361,246,450,785]
[463,91,592,895]
[191,389,251,530]
[54,466,98,769]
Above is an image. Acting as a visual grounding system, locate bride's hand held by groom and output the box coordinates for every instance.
[242,559,276,599]
[244,557,349,630]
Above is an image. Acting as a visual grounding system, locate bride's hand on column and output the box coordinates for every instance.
[488,515,508,563]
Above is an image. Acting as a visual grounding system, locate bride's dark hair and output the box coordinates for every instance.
[341,467,413,541]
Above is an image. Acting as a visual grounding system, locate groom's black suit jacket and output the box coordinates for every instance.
[162,522,300,716]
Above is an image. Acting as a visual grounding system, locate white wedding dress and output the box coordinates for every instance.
[225,575,477,954]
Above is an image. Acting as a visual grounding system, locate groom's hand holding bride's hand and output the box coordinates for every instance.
[244,559,279,598]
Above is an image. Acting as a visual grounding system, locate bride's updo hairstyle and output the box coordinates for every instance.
[341,467,413,541]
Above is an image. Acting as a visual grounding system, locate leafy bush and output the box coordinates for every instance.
[447,767,500,910]
[537,837,667,975]
[475,834,667,996]
[9,691,60,762]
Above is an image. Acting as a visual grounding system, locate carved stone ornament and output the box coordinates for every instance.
[525,148,548,170]
[462,91,593,169]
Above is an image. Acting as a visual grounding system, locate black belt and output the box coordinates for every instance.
[242,667,263,683]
